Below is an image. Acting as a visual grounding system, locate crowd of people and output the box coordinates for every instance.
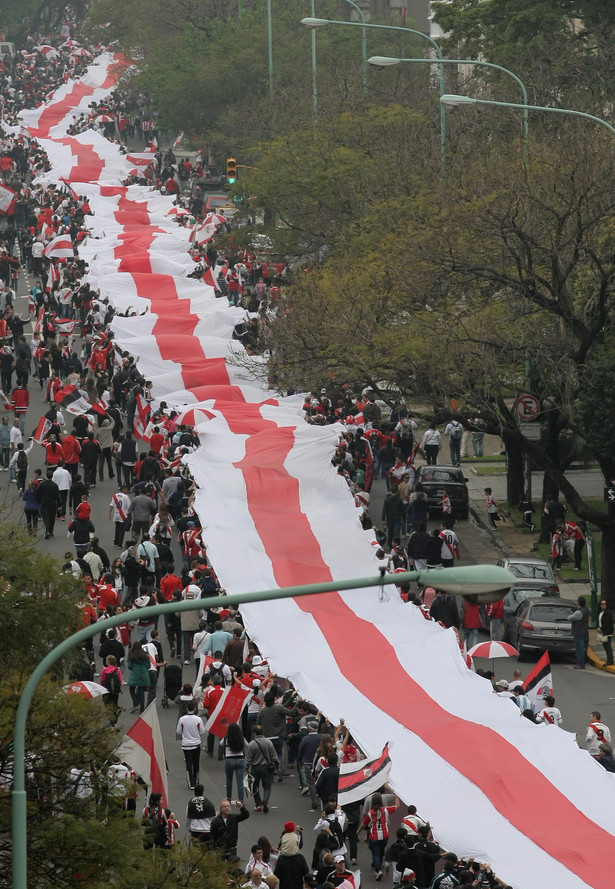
[3,17,613,889]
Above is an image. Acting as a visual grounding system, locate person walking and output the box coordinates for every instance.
[222,722,247,805]
[598,599,614,667]
[22,480,40,534]
[126,641,150,714]
[420,424,441,465]
[444,419,463,466]
[245,724,279,814]
[570,595,590,670]
[177,702,205,790]
[52,460,71,520]
[36,467,61,538]
[357,791,400,880]
[210,798,250,861]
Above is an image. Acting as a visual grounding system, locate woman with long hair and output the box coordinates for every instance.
[222,721,247,804]
[357,791,400,879]
[598,599,614,666]
[126,640,150,714]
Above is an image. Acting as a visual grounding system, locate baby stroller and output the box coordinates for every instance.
[161,663,182,708]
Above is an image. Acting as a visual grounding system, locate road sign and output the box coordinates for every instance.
[520,423,541,441]
[516,393,540,421]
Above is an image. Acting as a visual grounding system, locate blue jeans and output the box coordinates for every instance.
[146,670,158,705]
[224,756,245,802]
[369,839,387,872]
[129,685,146,712]
[573,635,586,668]
[462,627,479,649]
[251,762,274,808]
[449,439,461,465]
[490,618,503,641]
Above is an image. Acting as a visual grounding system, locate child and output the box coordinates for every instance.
[165,809,179,846]
[441,488,455,526]
[484,487,500,529]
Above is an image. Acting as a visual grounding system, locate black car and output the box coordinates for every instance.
[414,465,469,519]
[509,598,576,661]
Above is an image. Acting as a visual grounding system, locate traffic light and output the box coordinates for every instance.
[226,158,238,184]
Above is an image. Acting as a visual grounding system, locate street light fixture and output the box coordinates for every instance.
[301,16,446,167]
[369,57,530,172]
[440,93,615,141]
[12,564,515,889]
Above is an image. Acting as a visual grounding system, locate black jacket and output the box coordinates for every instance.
[210,805,249,851]
[430,593,460,628]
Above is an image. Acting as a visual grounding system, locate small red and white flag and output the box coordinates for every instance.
[44,234,74,259]
[195,654,215,688]
[0,183,16,216]
[172,131,185,148]
[205,683,251,738]
[33,307,44,337]
[116,702,169,807]
[55,318,78,335]
[134,392,152,442]
[54,384,92,416]
[33,416,52,443]
[523,651,553,710]
[338,743,392,805]
[45,261,60,292]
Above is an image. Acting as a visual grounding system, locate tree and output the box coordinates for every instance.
[0,525,231,889]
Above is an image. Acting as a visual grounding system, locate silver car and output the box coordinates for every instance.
[510,598,576,661]
[496,557,559,593]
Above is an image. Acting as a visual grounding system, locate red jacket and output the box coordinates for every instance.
[61,435,81,465]
[10,388,29,414]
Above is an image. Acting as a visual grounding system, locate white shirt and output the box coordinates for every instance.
[52,465,71,491]
[421,429,441,447]
[586,721,611,755]
[109,491,131,522]
[9,425,22,448]
[539,706,563,727]
[176,713,205,748]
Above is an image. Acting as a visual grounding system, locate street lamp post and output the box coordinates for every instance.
[267,0,274,100]
[12,564,515,889]
[440,93,615,145]
[302,17,445,165]
[368,56,530,173]
[341,0,368,99]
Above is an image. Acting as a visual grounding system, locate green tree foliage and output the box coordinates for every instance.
[0,527,231,889]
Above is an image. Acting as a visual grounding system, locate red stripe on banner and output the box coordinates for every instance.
[126,716,167,807]
[338,744,390,792]
[230,425,615,887]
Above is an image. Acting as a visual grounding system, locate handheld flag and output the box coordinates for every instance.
[43,234,74,259]
[523,651,553,710]
[338,743,392,805]
[115,702,168,807]
[33,416,52,443]
[205,684,251,738]
[0,183,17,215]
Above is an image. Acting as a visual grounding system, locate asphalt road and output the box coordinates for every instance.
[7,274,614,885]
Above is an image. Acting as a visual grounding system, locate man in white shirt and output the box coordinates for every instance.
[177,703,205,789]
[586,711,611,756]
[52,461,71,519]
[108,484,132,547]
[9,417,21,481]
[538,696,562,727]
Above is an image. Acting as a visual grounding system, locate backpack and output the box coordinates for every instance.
[208,661,227,686]
[450,423,462,442]
[17,450,28,470]
[143,807,167,847]
[325,816,344,851]
[103,667,121,696]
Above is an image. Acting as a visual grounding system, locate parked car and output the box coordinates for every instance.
[481,585,560,638]
[509,597,577,661]
[413,465,469,519]
[496,557,559,593]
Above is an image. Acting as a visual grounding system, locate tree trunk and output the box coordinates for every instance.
[503,434,524,506]
[602,519,615,609]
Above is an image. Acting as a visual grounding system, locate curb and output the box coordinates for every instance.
[586,646,615,674]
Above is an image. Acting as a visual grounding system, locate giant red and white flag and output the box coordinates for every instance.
[0,184,16,215]
[338,744,391,805]
[44,234,74,259]
[116,702,168,807]
[205,684,251,738]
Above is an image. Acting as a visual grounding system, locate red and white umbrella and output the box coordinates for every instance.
[175,406,215,427]
[64,681,108,698]
[468,641,519,659]
[95,114,114,123]
[203,212,226,226]
[167,206,189,216]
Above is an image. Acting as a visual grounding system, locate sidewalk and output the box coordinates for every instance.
[466,475,615,675]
